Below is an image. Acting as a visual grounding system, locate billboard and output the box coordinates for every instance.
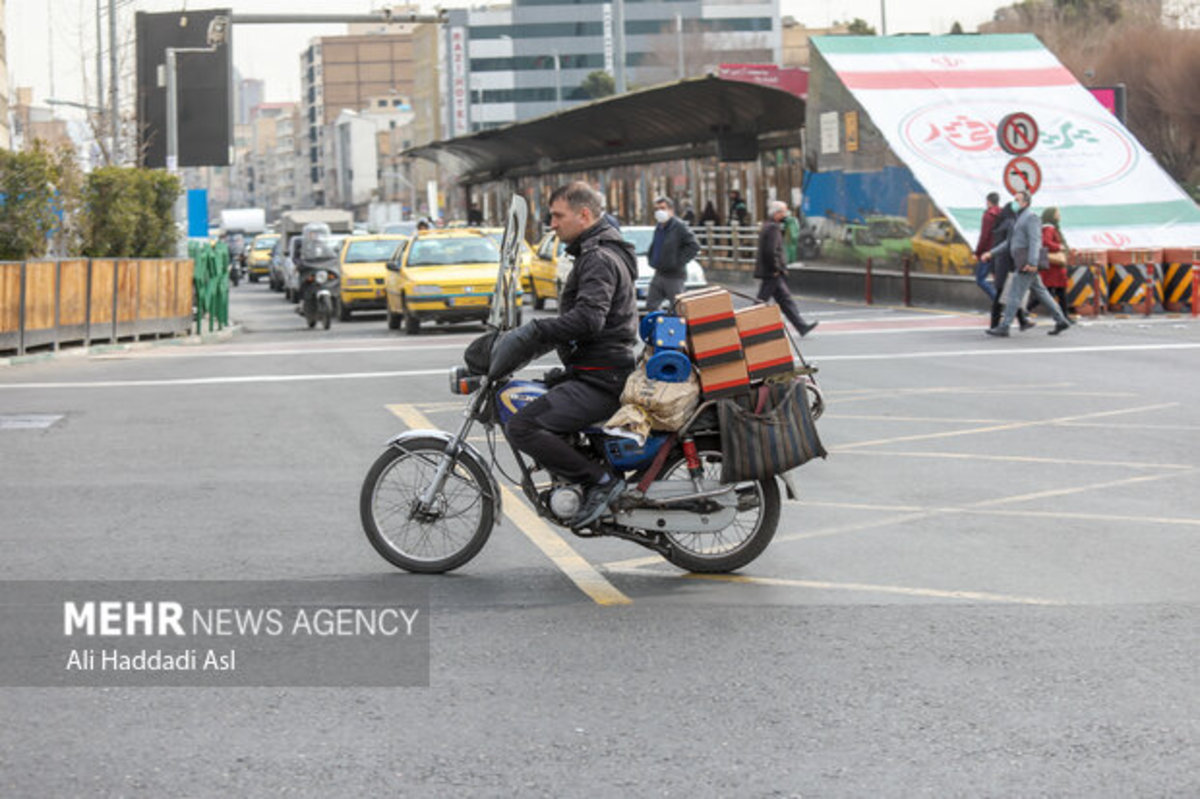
[811,35,1200,249]
[718,64,808,99]
[135,9,233,168]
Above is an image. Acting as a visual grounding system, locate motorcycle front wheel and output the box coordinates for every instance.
[656,446,780,573]
[360,438,495,573]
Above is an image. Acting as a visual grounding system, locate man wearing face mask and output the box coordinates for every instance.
[645,196,700,313]
[981,190,1071,337]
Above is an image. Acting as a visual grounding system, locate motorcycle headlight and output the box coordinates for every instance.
[413,285,442,295]
[315,270,329,283]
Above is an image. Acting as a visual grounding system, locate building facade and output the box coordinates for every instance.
[300,29,418,206]
[444,0,780,135]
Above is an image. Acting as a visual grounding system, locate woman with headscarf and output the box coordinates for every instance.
[1038,207,1071,319]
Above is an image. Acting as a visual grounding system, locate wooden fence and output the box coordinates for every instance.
[0,258,194,356]
[694,224,761,277]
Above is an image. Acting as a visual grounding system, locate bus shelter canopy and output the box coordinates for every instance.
[405,76,805,182]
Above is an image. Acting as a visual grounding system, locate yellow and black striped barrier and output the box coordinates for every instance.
[1161,248,1199,313]
[1066,249,1108,317]
[1106,249,1162,314]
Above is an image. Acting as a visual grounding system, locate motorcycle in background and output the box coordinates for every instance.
[295,223,341,330]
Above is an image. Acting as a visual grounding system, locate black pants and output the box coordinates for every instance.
[757,273,808,332]
[506,376,624,484]
[990,268,1030,329]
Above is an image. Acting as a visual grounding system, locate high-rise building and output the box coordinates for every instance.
[300,27,418,206]
[236,77,265,126]
[250,102,303,217]
[443,0,780,135]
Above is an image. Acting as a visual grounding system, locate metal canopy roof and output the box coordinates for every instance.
[406,76,805,182]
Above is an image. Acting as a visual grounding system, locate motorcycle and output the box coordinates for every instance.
[358,196,824,574]
[295,227,340,330]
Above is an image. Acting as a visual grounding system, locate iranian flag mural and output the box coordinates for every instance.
[811,34,1200,249]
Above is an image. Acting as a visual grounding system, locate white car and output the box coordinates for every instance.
[551,226,708,312]
[620,226,708,311]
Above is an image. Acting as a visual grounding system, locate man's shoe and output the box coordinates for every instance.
[570,477,626,529]
[985,326,1010,337]
[1048,321,1070,336]
[1018,318,1037,331]
[798,320,819,337]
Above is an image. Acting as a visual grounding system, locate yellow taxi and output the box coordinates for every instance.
[479,227,535,305]
[246,233,278,282]
[385,229,515,335]
[910,217,975,275]
[527,231,573,309]
[337,234,407,320]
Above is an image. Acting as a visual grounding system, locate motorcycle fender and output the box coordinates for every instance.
[317,289,332,300]
[385,429,502,522]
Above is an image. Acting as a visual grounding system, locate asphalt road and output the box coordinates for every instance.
[1,279,1198,796]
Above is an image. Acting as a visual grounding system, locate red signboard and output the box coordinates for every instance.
[718,64,809,99]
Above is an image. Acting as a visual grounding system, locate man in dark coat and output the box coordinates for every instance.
[497,182,639,528]
[755,200,817,337]
[645,196,700,313]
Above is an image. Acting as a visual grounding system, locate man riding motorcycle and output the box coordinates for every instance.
[295,223,338,316]
[489,182,639,529]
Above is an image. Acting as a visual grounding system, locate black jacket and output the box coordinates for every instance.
[533,220,639,372]
[754,219,786,279]
[649,217,700,279]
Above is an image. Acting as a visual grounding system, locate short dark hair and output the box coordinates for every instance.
[654,196,675,211]
[986,192,1000,205]
[549,181,604,218]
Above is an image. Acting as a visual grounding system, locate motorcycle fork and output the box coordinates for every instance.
[416,390,484,511]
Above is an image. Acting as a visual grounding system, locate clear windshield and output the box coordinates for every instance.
[406,237,499,267]
[344,239,404,263]
[622,228,655,255]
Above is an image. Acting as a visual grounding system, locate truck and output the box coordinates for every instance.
[218,208,267,236]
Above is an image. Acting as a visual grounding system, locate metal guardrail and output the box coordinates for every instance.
[694,223,761,275]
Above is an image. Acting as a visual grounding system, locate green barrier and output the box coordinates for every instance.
[189,241,231,333]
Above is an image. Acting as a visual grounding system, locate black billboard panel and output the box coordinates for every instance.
[135,9,233,168]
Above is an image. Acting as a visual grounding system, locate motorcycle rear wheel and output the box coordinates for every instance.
[360,439,494,573]
[656,446,780,573]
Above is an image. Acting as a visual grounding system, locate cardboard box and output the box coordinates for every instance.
[697,358,751,400]
[675,287,736,334]
[736,304,795,380]
[688,325,743,368]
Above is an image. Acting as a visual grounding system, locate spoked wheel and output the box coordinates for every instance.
[657,446,780,573]
[360,438,494,573]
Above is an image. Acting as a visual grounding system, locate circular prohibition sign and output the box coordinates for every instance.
[997,112,1039,156]
[1003,155,1043,196]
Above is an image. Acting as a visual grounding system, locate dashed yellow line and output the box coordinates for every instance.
[386,403,631,607]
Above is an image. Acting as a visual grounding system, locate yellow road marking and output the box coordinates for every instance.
[835,449,1195,471]
[601,568,1059,605]
[387,403,631,607]
[970,473,1167,508]
[836,402,1178,450]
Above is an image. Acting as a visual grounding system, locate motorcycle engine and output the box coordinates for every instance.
[547,486,583,521]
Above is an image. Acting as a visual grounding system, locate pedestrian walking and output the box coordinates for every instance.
[986,204,1034,331]
[973,192,1002,303]
[756,200,817,337]
[982,191,1071,337]
[1037,207,1071,319]
[645,196,700,313]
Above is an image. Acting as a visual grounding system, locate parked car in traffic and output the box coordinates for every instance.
[479,227,536,306]
[246,233,278,283]
[385,229,517,335]
[527,232,569,309]
[336,234,408,320]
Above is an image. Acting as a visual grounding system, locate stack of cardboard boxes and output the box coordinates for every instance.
[674,287,797,399]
